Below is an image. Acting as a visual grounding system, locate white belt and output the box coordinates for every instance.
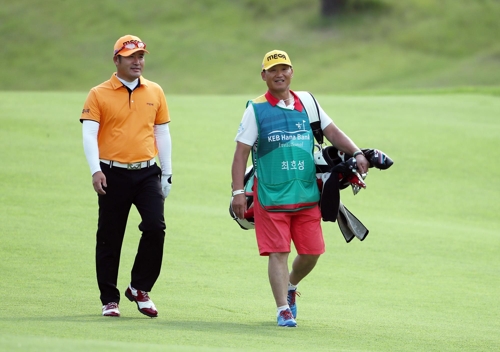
[100,158,156,170]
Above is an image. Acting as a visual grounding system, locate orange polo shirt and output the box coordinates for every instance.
[80,73,170,163]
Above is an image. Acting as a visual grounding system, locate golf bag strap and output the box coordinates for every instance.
[296,91,323,145]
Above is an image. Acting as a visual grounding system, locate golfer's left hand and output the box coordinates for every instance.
[161,174,172,198]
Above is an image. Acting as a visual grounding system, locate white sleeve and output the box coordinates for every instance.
[82,120,101,176]
[154,123,172,175]
[235,104,258,146]
[316,100,334,130]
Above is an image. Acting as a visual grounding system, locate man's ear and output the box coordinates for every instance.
[261,70,266,81]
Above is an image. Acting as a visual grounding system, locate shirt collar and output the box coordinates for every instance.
[265,90,303,112]
[110,73,146,90]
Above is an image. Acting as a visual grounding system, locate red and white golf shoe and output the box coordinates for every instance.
[102,302,120,317]
[125,284,158,318]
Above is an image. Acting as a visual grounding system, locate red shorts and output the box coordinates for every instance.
[253,187,325,256]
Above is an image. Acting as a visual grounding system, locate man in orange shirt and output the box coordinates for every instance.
[80,34,172,318]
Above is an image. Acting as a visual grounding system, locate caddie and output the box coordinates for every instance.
[230,49,369,327]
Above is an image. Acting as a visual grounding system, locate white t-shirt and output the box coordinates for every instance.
[235,96,333,146]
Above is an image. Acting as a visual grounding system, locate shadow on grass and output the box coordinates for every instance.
[3,315,301,334]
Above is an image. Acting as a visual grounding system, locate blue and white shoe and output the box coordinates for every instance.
[287,289,300,318]
[277,308,297,327]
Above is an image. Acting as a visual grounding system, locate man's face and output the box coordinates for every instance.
[114,51,145,81]
[261,64,293,93]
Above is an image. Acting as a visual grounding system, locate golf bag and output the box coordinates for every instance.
[228,147,393,234]
[229,166,256,230]
[313,145,393,242]
[228,91,394,240]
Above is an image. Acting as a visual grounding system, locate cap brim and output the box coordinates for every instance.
[262,62,292,71]
[116,48,149,57]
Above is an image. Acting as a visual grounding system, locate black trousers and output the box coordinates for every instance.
[96,162,166,305]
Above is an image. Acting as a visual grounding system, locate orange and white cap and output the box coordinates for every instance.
[113,35,149,57]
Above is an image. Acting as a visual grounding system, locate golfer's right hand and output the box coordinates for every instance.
[92,171,107,195]
[231,194,247,219]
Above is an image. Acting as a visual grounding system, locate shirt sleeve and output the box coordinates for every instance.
[235,104,258,146]
[154,87,170,125]
[80,89,101,123]
[316,100,334,130]
[82,120,101,176]
[154,123,172,175]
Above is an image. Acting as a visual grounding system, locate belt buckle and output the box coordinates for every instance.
[127,162,141,170]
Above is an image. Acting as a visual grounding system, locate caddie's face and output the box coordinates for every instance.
[114,51,145,81]
[261,64,293,93]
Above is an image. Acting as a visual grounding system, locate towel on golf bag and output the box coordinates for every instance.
[317,171,340,222]
[337,201,369,243]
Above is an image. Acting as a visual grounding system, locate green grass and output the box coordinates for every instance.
[0,91,499,351]
[2,0,500,94]
[2,1,499,350]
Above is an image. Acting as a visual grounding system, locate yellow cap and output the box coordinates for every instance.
[261,50,292,70]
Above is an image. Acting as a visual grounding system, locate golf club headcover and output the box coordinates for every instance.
[362,149,394,170]
[331,157,363,190]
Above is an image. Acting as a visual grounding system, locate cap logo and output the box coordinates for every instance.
[261,50,292,70]
[121,40,145,48]
[114,39,147,56]
[267,53,287,62]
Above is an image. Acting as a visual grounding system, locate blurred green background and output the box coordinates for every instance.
[2,0,500,94]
